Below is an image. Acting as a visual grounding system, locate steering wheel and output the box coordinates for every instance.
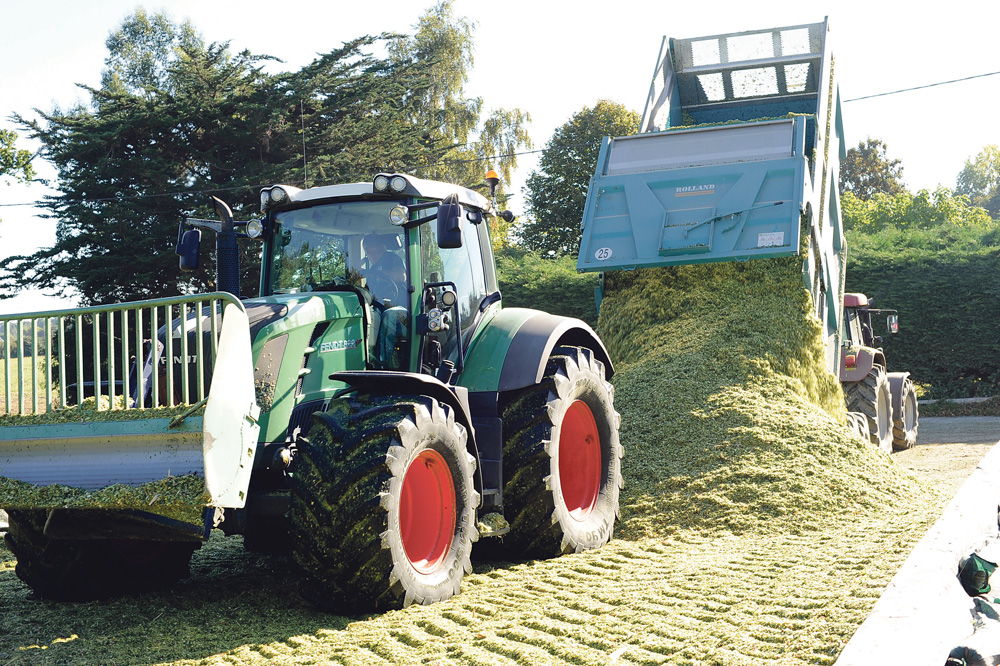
[364,270,400,303]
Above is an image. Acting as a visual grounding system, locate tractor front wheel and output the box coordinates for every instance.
[498,346,623,559]
[288,394,478,612]
[844,365,893,453]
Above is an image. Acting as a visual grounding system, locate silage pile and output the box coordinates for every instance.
[599,257,932,539]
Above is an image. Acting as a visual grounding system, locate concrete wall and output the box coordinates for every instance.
[836,442,1000,665]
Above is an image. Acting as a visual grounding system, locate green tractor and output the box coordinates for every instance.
[0,172,622,612]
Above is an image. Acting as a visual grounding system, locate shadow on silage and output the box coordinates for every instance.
[597,262,932,540]
[0,534,359,665]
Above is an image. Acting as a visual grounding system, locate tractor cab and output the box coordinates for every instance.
[843,292,898,350]
[249,173,498,379]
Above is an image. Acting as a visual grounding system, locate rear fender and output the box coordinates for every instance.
[839,346,885,383]
[460,308,614,394]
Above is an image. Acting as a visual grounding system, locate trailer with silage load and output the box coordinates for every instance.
[0,172,623,611]
[576,17,916,450]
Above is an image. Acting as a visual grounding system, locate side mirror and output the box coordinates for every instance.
[177,228,202,271]
[887,314,899,334]
[437,194,463,249]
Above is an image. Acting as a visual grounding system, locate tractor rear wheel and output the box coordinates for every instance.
[4,510,199,600]
[892,378,919,451]
[498,346,622,559]
[288,394,478,612]
[844,365,893,453]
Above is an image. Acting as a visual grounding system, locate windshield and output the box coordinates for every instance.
[268,201,407,306]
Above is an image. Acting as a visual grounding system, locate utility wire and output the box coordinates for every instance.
[3,70,998,209]
[843,70,1000,102]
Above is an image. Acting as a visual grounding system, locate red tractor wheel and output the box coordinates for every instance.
[288,394,478,612]
[498,346,623,559]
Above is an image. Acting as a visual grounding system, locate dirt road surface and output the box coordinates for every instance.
[895,416,1000,495]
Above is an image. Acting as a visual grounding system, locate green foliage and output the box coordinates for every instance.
[521,100,640,256]
[101,8,203,96]
[846,223,1000,398]
[0,129,34,184]
[841,186,993,233]
[956,144,1000,218]
[839,137,905,201]
[1,10,474,306]
[919,397,1000,417]
[495,248,599,327]
[387,1,530,192]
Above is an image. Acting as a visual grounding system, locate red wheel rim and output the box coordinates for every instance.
[558,400,602,522]
[400,449,457,574]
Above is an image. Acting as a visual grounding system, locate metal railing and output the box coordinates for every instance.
[0,293,244,416]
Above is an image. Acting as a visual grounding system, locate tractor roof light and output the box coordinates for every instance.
[373,174,391,192]
[390,175,408,193]
[261,185,297,212]
[270,186,289,204]
[485,169,500,197]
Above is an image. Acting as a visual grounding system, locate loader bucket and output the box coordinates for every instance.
[0,295,260,537]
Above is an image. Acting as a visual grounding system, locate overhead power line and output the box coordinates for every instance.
[3,69,997,209]
[843,70,1000,102]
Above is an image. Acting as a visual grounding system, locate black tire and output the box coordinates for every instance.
[498,345,623,559]
[288,394,478,612]
[3,510,199,601]
[844,365,893,453]
[892,378,919,451]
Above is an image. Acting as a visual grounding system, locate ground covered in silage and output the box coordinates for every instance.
[598,259,930,539]
[0,258,948,665]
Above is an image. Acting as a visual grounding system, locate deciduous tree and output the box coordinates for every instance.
[839,138,906,201]
[956,144,1000,219]
[521,100,639,256]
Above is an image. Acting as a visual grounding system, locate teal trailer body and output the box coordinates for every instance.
[577,18,847,374]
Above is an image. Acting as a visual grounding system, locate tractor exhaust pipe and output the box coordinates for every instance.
[176,196,241,298]
[211,197,240,299]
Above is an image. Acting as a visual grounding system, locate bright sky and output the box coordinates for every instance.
[2,0,998,314]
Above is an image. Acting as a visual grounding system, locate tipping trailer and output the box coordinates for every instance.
[0,173,624,611]
[576,18,916,449]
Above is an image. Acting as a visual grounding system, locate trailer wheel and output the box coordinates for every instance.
[288,394,478,612]
[892,379,919,451]
[498,346,623,559]
[844,365,893,453]
[3,510,198,601]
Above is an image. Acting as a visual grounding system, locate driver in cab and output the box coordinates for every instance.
[361,233,406,303]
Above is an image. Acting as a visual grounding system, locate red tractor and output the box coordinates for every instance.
[840,293,919,452]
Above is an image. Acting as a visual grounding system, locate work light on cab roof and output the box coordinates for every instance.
[260,184,299,212]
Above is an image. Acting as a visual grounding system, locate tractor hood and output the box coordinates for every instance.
[243,289,377,443]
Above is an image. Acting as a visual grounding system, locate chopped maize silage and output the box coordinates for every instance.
[598,257,932,539]
[0,474,209,525]
[0,395,201,426]
[0,396,209,523]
